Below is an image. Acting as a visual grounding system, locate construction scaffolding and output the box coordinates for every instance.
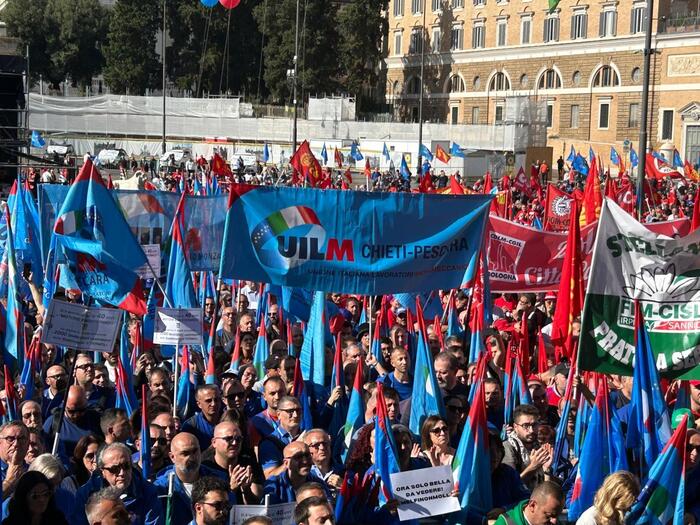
[0,43,28,182]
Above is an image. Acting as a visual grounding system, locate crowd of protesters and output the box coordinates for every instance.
[2,150,700,525]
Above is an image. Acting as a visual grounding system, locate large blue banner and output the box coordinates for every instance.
[219,184,493,294]
[39,186,226,272]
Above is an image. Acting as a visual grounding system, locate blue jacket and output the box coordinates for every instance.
[153,464,230,525]
[73,471,163,525]
[181,411,216,451]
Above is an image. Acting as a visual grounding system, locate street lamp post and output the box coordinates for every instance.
[292,0,300,155]
[417,2,427,177]
[636,0,655,220]
[162,0,167,155]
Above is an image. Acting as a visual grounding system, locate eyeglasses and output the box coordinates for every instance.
[47,374,66,381]
[201,501,231,512]
[687,444,700,453]
[446,405,466,413]
[285,452,311,461]
[430,426,449,435]
[0,434,28,444]
[278,407,301,416]
[101,462,132,475]
[515,422,539,430]
[66,406,86,416]
[75,363,94,371]
[215,435,243,445]
[308,440,330,449]
[152,437,168,446]
[226,392,246,401]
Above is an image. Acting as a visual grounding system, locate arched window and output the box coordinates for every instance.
[592,65,620,87]
[537,69,562,89]
[489,72,510,91]
[391,80,401,96]
[407,76,422,94]
[449,75,465,93]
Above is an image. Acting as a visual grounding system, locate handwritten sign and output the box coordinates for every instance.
[230,502,296,525]
[390,465,461,521]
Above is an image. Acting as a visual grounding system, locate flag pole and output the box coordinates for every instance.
[635,0,655,221]
[51,356,77,455]
[172,346,179,419]
[368,296,373,355]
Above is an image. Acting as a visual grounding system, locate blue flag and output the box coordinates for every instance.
[52,159,147,314]
[610,147,621,166]
[176,346,196,419]
[263,143,270,163]
[419,143,434,162]
[9,178,43,286]
[382,142,390,162]
[627,416,688,525]
[627,301,672,479]
[335,359,365,462]
[165,194,198,309]
[400,155,411,180]
[588,146,596,163]
[300,291,327,388]
[4,208,24,373]
[450,143,466,158]
[652,150,668,164]
[219,185,492,295]
[374,383,401,506]
[30,130,45,148]
[572,154,589,176]
[566,145,576,163]
[321,143,328,165]
[115,314,137,416]
[672,148,683,169]
[350,142,363,161]
[630,145,639,168]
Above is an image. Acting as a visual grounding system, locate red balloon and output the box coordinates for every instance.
[219,0,240,7]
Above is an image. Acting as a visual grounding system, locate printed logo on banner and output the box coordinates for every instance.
[488,230,525,282]
[551,195,571,219]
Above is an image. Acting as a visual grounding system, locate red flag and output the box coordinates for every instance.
[544,184,573,232]
[518,311,530,377]
[482,172,494,195]
[435,144,451,164]
[211,153,232,177]
[493,191,510,218]
[107,174,115,190]
[334,147,343,168]
[500,174,511,191]
[290,140,323,187]
[513,167,528,193]
[343,168,353,184]
[691,188,700,232]
[450,175,464,195]
[550,200,584,359]
[364,159,371,181]
[419,172,434,193]
[645,153,682,180]
[603,176,616,200]
[537,328,548,375]
[579,157,602,226]
[684,160,699,182]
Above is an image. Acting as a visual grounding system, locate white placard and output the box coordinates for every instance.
[230,502,296,525]
[136,244,161,280]
[153,307,203,345]
[390,465,461,521]
[42,300,122,353]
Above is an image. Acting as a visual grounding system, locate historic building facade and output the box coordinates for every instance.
[385,0,700,165]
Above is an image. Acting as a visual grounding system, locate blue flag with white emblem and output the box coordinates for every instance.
[321,143,328,165]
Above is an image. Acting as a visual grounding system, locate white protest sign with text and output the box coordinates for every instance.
[390,465,460,521]
[153,307,203,346]
[42,300,122,353]
[136,244,161,280]
[230,502,296,525]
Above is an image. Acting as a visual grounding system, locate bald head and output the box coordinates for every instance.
[171,431,199,452]
[283,441,311,479]
[65,386,87,422]
[170,432,201,481]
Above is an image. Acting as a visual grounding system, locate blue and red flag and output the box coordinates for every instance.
[627,300,672,479]
[140,384,151,480]
[3,365,18,422]
[409,297,445,436]
[142,284,161,352]
[329,332,349,446]
[252,320,269,380]
[299,291,327,388]
[445,292,461,338]
[568,377,628,520]
[626,414,688,525]
[373,382,400,506]
[19,336,41,401]
[205,343,217,385]
[165,193,198,309]
[8,176,43,285]
[291,358,313,431]
[52,159,147,314]
[336,358,365,462]
[551,353,577,475]
[176,345,195,419]
[451,352,492,522]
[370,310,383,363]
[115,315,137,416]
[229,327,242,373]
[3,208,24,373]
[468,249,491,363]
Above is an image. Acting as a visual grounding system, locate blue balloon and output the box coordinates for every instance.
[201,0,218,6]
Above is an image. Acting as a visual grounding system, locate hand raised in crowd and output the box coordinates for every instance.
[228,464,253,492]
[326,386,343,407]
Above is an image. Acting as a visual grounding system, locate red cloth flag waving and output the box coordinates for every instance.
[579,157,602,226]
[544,184,573,232]
[435,144,451,164]
[291,140,323,187]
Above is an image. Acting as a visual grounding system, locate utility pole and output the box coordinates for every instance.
[636,0,655,220]
[417,2,427,179]
[162,0,167,155]
[292,0,300,155]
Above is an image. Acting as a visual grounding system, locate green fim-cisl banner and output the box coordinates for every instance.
[580,198,700,379]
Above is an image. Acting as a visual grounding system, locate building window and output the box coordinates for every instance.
[631,67,641,82]
[432,0,441,11]
[471,106,480,123]
[544,16,560,42]
[451,26,464,50]
[394,0,404,16]
[452,0,463,7]
[409,29,423,54]
[497,19,507,46]
[599,101,610,129]
[593,65,620,87]
[412,0,423,14]
[495,104,504,123]
[472,22,485,48]
[474,0,485,6]
[489,72,510,91]
[572,70,581,86]
[599,9,617,37]
[521,16,532,44]
[473,76,481,89]
[432,28,441,51]
[451,106,459,124]
[631,3,646,34]
[661,109,674,140]
[629,103,640,127]
[546,103,554,127]
[571,9,588,39]
[520,74,529,87]
[570,104,580,128]
[407,76,421,94]
[394,32,403,55]
[538,69,562,89]
[449,75,465,92]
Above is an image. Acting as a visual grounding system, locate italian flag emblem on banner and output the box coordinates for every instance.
[580,198,700,379]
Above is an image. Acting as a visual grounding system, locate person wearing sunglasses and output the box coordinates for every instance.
[202,421,264,504]
[182,385,223,451]
[259,396,303,478]
[133,424,170,482]
[42,364,68,420]
[73,442,163,525]
[73,354,115,411]
[420,416,455,467]
[43,386,102,458]
[190,476,231,525]
[2,471,68,525]
[264,442,328,505]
